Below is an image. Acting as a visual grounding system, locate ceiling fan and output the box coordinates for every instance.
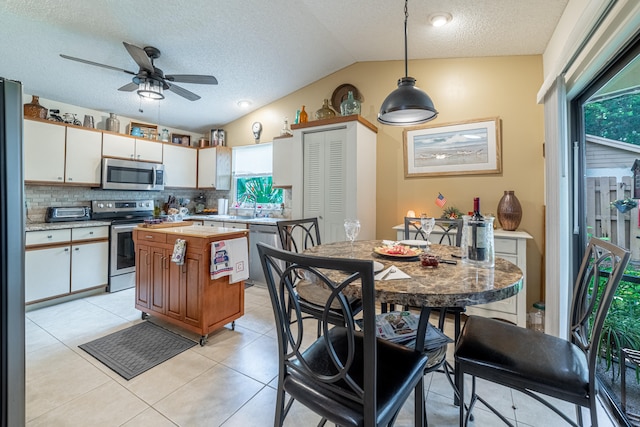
[60,42,218,101]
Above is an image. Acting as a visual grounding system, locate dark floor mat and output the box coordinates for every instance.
[79,322,196,380]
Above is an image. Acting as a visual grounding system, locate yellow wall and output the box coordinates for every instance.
[224,55,545,308]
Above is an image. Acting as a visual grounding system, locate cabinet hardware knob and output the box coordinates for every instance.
[89,231,93,235]
[145,236,153,239]
[75,247,79,251]
[57,177,63,180]
[47,235,52,238]
[64,248,69,252]
[68,177,73,181]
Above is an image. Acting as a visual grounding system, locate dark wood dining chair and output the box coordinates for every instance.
[276,218,362,336]
[258,242,428,426]
[403,216,463,246]
[455,237,630,427]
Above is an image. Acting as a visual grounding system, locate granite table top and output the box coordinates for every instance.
[303,240,524,308]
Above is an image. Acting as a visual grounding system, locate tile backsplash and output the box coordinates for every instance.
[25,185,230,223]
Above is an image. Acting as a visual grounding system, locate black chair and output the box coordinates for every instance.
[258,242,428,426]
[403,216,463,246]
[455,237,630,427]
[277,218,362,336]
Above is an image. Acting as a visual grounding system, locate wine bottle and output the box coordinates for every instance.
[469,197,487,261]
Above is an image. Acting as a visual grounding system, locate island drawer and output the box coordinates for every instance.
[137,231,166,244]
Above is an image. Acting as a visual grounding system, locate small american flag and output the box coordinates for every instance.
[435,193,447,208]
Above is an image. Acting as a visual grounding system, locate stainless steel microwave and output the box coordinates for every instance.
[101,158,164,191]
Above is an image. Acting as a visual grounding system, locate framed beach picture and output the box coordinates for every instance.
[403,117,502,177]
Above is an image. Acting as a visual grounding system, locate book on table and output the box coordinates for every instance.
[357,311,453,351]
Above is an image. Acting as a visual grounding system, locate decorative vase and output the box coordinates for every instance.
[497,190,523,231]
[315,99,336,120]
[106,113,120,133]
[340,91,361,116]
[23,95,47,120]
[299,105,308,123]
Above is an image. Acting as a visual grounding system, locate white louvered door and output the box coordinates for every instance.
[303,128,347,243]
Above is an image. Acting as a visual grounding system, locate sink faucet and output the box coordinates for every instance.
[245,194,258,218]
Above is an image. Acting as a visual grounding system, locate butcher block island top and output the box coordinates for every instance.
[133,226,249,346]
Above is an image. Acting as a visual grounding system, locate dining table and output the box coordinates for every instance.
[303,239,524,426]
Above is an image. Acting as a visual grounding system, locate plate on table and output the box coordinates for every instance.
[373,261,384,272]
[398,239,428,247]
[373,245,423,259]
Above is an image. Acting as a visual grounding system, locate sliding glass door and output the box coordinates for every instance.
[572,35,640,426]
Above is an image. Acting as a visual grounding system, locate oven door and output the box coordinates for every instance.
[109,224,137,291]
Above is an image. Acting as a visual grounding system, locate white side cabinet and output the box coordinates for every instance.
[197,146,232,190]
[163,144,197,188]
[272,136,293,188]
[393,225,532,327]
[25,226,109,304]
[291,116,377,244]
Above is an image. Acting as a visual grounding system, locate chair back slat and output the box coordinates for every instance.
[403,216,463,246]
[258,242,377,410]
[277,218,321,253]
[570,238,630,378]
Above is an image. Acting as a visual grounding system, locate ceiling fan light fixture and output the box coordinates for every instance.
[378,0,438,126]
[137,79,164,100]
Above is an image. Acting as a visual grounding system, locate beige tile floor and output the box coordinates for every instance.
[25,286,619,426]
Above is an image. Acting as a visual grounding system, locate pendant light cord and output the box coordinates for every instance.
[404,0,409,78]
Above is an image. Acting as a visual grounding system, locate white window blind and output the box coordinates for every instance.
[232,143,273,176]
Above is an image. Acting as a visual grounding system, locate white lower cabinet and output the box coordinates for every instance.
[393,226,532,327]
[25,226,109,304]
[71,241,109,292]
[25,246,71,302]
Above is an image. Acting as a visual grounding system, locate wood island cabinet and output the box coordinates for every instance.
[134,226,247,345]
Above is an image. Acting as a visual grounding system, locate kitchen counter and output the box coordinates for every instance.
[136,224,248,238]
[185,214,282,226]
[26,220,112,232]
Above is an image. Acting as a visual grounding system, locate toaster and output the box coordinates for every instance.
[45,206,91,223]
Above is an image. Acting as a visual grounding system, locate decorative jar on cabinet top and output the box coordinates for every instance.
[315,99,336,120]
[496,190,523,231]
[106,113,120,133]
[24,95,47,120]
[340,91,361,116]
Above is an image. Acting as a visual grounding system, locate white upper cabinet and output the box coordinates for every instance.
[102,133,162,163]
[197,146,231,190]
[24,120,66,182]
[65,127,102,185]
[163,144,197,188]
[24,120,102,185]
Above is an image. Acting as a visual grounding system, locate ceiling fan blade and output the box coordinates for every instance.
[123,42,153,72]
[60,54,136,75]
[165,74,218,85]
[167,82,200,101]
[118,82,138,92]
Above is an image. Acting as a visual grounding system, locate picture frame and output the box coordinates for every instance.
[403,117,502,177]
[171,133,190,146]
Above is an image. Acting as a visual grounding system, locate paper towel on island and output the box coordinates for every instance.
[210,237,249,284]
[171,239,186,265]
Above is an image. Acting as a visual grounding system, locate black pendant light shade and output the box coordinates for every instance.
[378,77,437,125]
[378,0,438,126]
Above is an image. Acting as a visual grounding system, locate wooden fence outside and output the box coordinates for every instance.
[586,175,640,261]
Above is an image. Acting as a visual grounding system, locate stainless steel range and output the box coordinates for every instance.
[92,199,154,292]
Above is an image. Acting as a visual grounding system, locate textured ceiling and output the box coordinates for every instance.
[0,0,568,133]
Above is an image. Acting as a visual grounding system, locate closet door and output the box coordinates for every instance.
[303,128,347,243]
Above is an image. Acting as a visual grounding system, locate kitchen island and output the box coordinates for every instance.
[133,225,248,345]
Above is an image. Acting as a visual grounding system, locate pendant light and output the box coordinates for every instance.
[378,0,438,126]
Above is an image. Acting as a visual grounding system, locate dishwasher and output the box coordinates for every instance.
[248,223,281,286]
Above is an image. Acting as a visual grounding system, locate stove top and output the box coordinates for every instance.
[91,199,154,221]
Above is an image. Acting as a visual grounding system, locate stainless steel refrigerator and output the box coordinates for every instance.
[0,77,25,427]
